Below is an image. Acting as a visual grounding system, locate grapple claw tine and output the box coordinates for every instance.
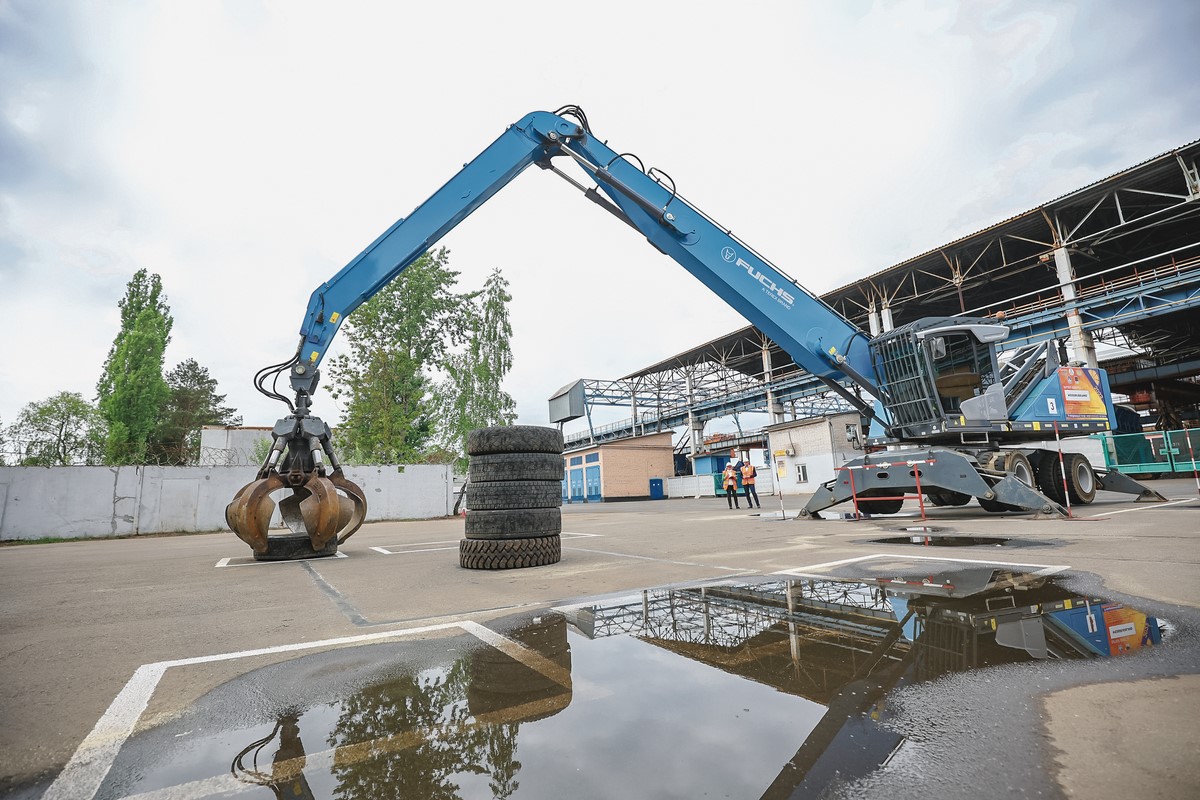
[278,487,313,535]
[329,469,368,544]
[301,474,340,550]
[226,408,369,558]
[226,475,285,554]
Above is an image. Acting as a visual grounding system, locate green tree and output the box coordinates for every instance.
[97,269,173,401]
[439,268,517,468]
[152,359,242,465]
[97,270,174,464]
[7,392,107,465]
[101,308,171,464]
[327,249,476,463]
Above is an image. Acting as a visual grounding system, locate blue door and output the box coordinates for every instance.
[585,465,602,502]
[569,468,585,503]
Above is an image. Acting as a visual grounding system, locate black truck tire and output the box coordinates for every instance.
[468,426,564,457]
[460,535,562,570]
[926,489,972,507]
[977,497,1012,513]
[466,480,562,511]
[856,498,904,515]
[1064,452,1098,504]
[1038,452,1096,505]
[465,507,562,539]
[468,452,565,483]
[1036,455,1068,504]
[253,533,338,561]
[980,451,1037,512]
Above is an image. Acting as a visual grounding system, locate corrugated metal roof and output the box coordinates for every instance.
[829,138,1200,293]
[621,138,1200,377]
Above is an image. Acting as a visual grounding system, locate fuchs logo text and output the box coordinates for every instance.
[735,257,795,307]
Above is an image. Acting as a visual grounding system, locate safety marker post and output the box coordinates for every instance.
[1053,422,1074,518]
[838,459,936,521]
[1182,430,1200,498]
[913,466,928,520]
[846,465,861,518]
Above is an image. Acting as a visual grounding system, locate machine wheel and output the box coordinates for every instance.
[460,535,562,570]
[468,452,565,483]
[1063,452,1097,504]
[856,498,904,515]
[253,533,339,561]
[926,489,972,507]
[978,452,1036,513]
[1002,451,1036,488]
[1036,456,1068,504]
[465,508,563,539]
[466,480,562,511]
[1038,452,1096,505]
[977,497,1012,513]
[468,426,564,457]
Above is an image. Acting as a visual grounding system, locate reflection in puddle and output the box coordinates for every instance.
[104,568,1166,799]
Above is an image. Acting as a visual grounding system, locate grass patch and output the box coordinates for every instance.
[0,530,227,547]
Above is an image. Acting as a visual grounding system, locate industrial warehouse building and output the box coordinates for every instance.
[562,432,675,503]
[553,141,1199,484]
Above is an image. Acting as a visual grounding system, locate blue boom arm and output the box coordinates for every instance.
[274,108,878,408]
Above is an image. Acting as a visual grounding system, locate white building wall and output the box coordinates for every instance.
[768,413,862,495]
[0,464,454,540]
[666,470,775,499]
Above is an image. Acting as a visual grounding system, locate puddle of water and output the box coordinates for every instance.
[101,571,1169,799]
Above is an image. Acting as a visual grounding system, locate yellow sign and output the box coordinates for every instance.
[1058,368,1107,419]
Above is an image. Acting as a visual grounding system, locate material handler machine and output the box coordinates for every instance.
[227,106,1163,558]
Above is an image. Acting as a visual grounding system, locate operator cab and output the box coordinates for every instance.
[871,317,1008,436]
[927,329,997,413]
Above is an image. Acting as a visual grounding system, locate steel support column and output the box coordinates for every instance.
[881,302,894,332]
[1054,246,1099,367]
[686,373,702,471]
[763,344,785,425]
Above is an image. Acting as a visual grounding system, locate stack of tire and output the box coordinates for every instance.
[460,425,564,570]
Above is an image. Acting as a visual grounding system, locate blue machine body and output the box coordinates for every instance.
[294,110,875,399]
[281,107,1122,449]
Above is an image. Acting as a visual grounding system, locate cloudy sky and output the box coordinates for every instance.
[2,0,1198,439]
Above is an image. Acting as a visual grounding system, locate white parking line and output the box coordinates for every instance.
[1088,497,1197,517]
[773,553,1071,579]
[370,532,601,555]
[215,552,349,568]
[43,616,560,800]
[563,545,750,572]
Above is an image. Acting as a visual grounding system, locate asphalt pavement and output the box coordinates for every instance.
[2,478,1197,799]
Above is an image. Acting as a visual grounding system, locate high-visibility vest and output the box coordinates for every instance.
[722,469,738,488]
[741,465,757,484]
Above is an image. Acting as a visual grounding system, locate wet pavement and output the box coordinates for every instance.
[3,480,1198,799]
[93,570,1177,799]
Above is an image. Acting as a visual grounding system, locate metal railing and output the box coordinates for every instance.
[1094,428,1200,477]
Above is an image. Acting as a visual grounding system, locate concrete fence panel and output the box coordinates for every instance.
[0,464,454,541]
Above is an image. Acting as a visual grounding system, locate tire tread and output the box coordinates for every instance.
[460,535,562,570]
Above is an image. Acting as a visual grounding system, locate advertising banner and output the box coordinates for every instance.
[1058,367,1108,419]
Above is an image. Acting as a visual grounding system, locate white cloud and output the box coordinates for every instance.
[2,0,1197,441]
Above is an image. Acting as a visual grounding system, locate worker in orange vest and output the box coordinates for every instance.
[740,462,761,509]
[722,463,741,509]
